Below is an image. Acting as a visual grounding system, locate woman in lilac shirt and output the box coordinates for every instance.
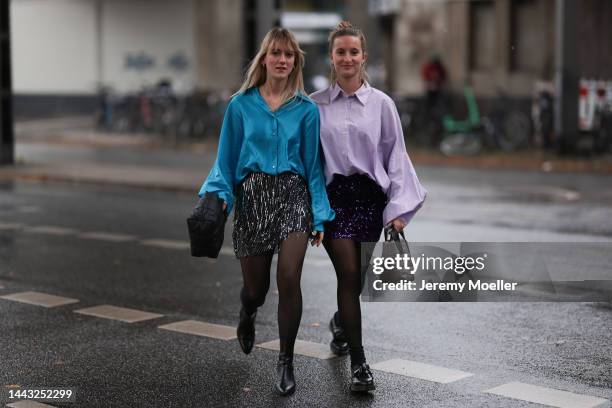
[310,21,427,392]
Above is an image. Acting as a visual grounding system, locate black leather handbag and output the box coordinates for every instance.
[381,225,414,282]
[186,192,227,258]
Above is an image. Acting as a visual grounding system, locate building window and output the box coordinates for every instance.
[510,0,552,76]
[470,0,496,72]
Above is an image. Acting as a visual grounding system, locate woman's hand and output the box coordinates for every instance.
[389,218,405,232]
[310,231,324,247]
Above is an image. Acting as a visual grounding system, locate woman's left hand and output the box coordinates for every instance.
[389,218,405,232]
[310,231,324,247]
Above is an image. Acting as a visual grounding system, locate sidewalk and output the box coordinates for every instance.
[2,120,612,193]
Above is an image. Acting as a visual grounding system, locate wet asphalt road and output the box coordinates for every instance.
[1,154,612,407]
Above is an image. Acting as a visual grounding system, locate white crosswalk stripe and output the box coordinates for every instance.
[140,239,190,250]
[23,226,76,236]
[159,320,236,340]
[257,339,337,359]
[370,359,473,384]
[484,382,610,408]
[0,291,79,308]
[6,400,57,407]
[0,222,24,230]
[79,231,136,242]
[74,305,163,323]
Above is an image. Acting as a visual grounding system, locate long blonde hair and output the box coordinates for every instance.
[328,21,369,84]
[236,28,306,106]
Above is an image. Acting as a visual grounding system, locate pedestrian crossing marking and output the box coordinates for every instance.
[23,226,76,236]
[0,223,23,230]
[158,320,236,340]
[7,401,57,407]
[18,206,41,213]
[74,305,163,323]
[484,382,610,408]
[79,231,136,242]
[257,339,338,360]
[0,291,79,308]
[219,246,234,257]
[370,359,473,384]
[140,239,190,250]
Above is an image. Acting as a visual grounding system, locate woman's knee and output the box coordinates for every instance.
[276,271,302,295]
[241,285,268,308]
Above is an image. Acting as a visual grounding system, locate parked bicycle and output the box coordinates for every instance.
[439,87,532,156]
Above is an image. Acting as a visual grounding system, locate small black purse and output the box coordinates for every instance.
[381,225,414,282]
[186,192,227,258]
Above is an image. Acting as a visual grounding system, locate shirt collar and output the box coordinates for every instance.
[330,81,372,105]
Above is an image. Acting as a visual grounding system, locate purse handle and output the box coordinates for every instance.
[384,225,409,254]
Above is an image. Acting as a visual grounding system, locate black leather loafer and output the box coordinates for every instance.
[275,353,296,396]
[350,363,375,392]
[237,307,256,354]
[329,315,349,356]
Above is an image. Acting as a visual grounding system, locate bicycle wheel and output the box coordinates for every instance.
[440,133,482,156]
[497,111,532,152]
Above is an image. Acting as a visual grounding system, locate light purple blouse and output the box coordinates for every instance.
[310,82,427,225]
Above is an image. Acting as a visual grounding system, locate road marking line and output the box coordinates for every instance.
[74,305,163,323]
[370,359,473,384]
[19,206,41,213]
[257,339,337,359]
[0,291,79,308]
[23,226,76,236]
[0,223,24,230]
[484,382,610,408]
[140,239,189,250]
[158,320,236,340]
[79,231,136,242]
[304,258,332,267]
[7,401,57,407]
[220,246,234,257]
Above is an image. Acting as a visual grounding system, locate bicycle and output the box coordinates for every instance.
[439,87,532,156]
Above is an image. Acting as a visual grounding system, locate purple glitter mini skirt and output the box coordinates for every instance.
[325,173,387,242]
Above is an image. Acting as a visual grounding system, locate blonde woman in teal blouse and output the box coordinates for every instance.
[200,28,334,396]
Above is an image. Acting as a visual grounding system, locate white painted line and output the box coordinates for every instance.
[7,400,57,407]
[304,257,332,267]
[158,320,236,340]
[484,382,610,408]
[370,359,473,384]
[219,246,235,257]
[23,226,76,236]
[79,231,136,243]
[140,239,190,250]
[0,291,79,308]
[74,305,163,323]
[257,339,337,359]
[19,206,41,213]
[0,223,23,231]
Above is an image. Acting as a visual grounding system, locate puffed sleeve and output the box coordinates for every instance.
[198,97,243,214]
[301,103,335,231]
[380,96,427,225]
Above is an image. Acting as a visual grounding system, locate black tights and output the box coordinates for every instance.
[323,238,375,366]
[239,232,308,358]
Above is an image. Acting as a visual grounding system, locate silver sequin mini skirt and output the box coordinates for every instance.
[232,172,313,258]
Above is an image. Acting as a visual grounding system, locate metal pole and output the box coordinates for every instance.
[554,0,579,152]
[256,0,279,46]
[1,0,14,165]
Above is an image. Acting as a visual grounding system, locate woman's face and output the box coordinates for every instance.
[262,41,295,81]
[331,35,366,81]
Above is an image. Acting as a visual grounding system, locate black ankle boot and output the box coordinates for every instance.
[350,363,375,392]
[275,353,295,396]
[237,307,256,354]
[329,313,349,356]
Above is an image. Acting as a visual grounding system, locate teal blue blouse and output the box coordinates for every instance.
[199,87,335,231]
